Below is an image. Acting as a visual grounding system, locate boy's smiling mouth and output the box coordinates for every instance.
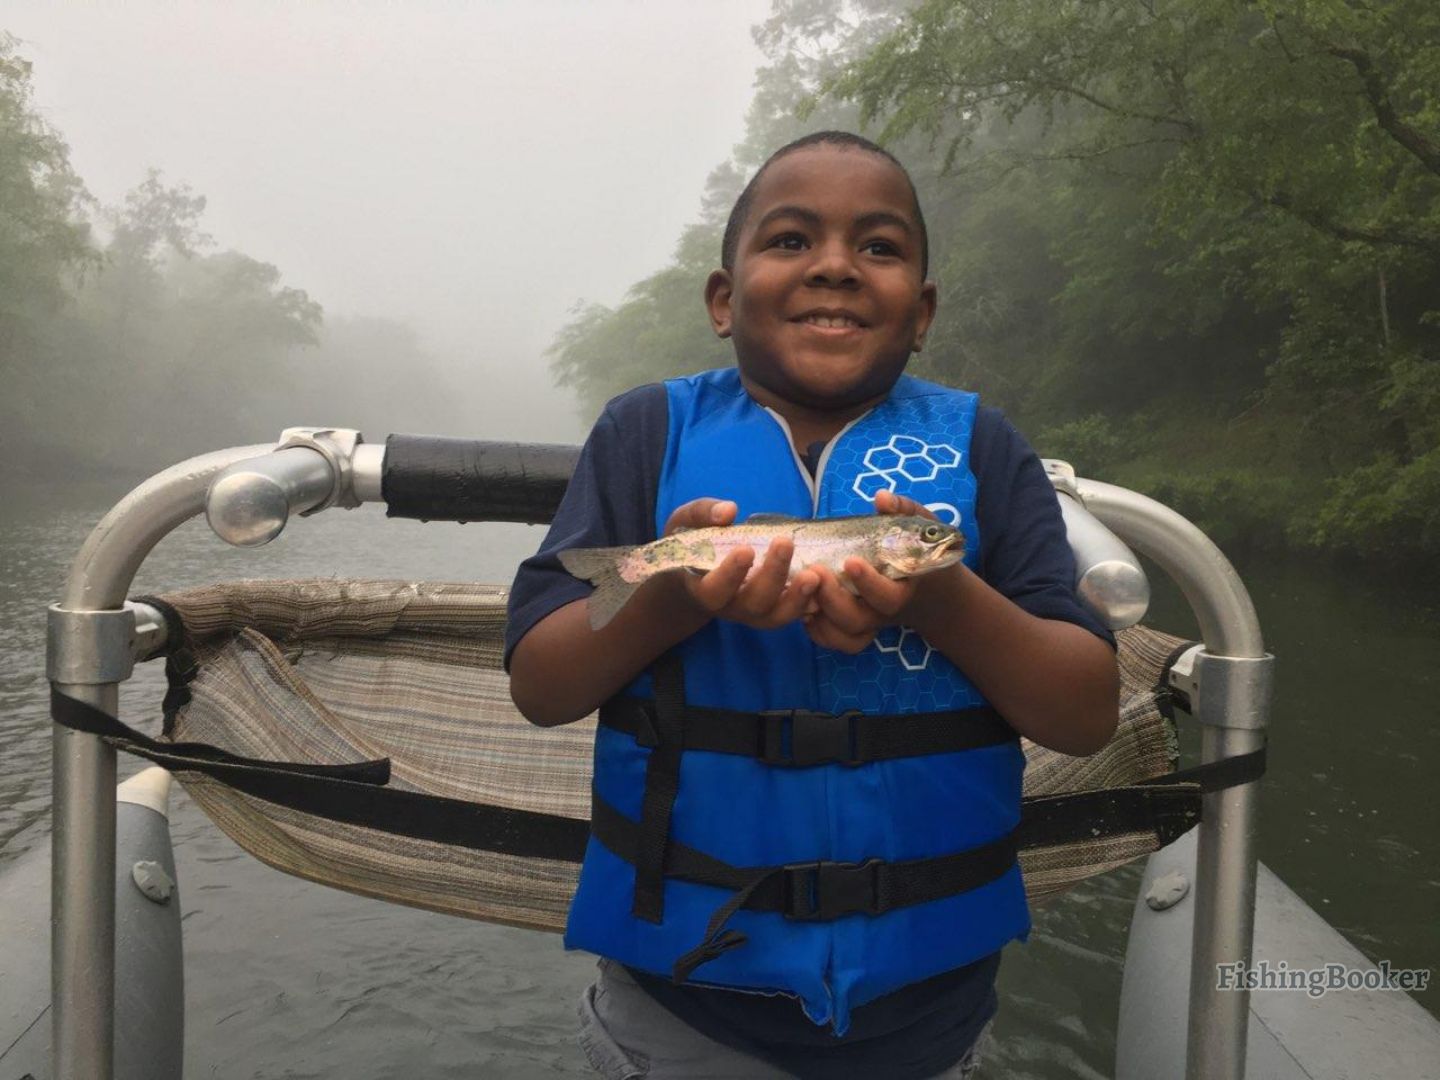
[793,308,868,331]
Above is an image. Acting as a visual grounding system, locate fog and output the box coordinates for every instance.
[6,1,772,448]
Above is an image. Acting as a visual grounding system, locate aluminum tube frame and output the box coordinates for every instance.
[54,446,1265,1080]
[51,682,117,1080]
[1054,491,1150,630]
[1074,477,1265,1080]
[205,447,335,547]
[352,442,384,502]
[52,444,272,1080]
[1072,478,1262,657]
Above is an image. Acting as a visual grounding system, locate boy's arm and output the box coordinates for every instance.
[509,577,710,728]
[806,490,1120,756]
[896,563,1118,756]
[511,499,820,727]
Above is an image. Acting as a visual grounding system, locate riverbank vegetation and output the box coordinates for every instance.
[549,0,1440,568]
[0,33,467,476]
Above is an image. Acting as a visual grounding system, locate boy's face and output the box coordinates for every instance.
[705,145,937,415]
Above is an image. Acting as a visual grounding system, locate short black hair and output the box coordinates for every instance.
[720,131,929,279]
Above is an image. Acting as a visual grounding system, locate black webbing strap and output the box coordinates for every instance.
[50,687,591,861]
[588,792,1019,982]
[1016,784,1201,850]
[630,654,687,923]
[51,686,391,786]
[591,739,1268,982]
[130,594,196,741]
[599,697,1016,767]
[1014,748,1267,850]
[1141,746,1268,795]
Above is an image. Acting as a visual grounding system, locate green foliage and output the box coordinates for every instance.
[1,35,491,476]
[0,37,332,470]
[1132,466,1302,554]
[6,169,326,467]
[548,225,730,418]
[1310,450,1440,561]
[1034,413,1128,475]
[546,0,1440,566]
[0,33,97,352]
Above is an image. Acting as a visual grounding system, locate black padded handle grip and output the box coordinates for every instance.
[382,435,580,524]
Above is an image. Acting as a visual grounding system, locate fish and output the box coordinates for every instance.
[557,513,964,629]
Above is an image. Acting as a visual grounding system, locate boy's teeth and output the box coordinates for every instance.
[804,314,860,328]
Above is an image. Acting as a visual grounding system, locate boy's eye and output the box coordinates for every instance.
[863,239,901,257]
[768,233,806,251]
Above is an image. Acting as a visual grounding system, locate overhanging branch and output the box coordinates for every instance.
[1263,190,1440,253]
[1327,43,1440,178]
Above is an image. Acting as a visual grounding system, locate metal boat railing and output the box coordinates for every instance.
[46,429,1269,1080]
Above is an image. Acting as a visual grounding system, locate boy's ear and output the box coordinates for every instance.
[912,281,938,352]
[704,269,734,339]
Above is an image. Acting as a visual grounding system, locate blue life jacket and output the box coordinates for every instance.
[565,368,1030,1034]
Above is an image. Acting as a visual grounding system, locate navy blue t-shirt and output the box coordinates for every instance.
[504,379,1115,1080]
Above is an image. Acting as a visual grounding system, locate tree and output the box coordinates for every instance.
[541,0,1440,562]
[0,33,96,368]
[823,0,1440,557]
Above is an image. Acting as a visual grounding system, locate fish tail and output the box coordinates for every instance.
[557,546,644,630]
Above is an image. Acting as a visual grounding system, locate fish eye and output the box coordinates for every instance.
[922,524,943,542]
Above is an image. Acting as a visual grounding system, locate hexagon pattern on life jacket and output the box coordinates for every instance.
[817,389,987,712]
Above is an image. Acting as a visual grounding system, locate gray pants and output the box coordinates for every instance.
[577,959,989,1079]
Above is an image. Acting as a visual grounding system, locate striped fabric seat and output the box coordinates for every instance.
[154,579,1185,932]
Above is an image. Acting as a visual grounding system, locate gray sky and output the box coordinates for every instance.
[8,1,774,440]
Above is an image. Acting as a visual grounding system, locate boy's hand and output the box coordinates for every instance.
[662,498,818,630]
[802,491,947,653]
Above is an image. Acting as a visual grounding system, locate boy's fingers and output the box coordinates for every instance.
[766,568,819,625]
[666,498,737,535]
[690,547,753,610]
[845,558,914,617]
[710,499,739,525]
[873,490,938,520]
[811,565,880,636]
[733,538,793,616]
[803,611,875,654]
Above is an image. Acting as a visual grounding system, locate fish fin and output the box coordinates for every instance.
[745,512,804,524]
[584,571,642,630]
[557,545,634,582]
[557,546,644,630]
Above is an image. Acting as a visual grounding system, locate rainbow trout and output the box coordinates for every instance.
[558,513,963,629]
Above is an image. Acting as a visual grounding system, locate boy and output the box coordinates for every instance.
[506,132,1119,1079]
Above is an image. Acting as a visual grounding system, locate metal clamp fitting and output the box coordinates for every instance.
[1042,458,1080,499]
[275,427,365,513]
[47,604,139,684]
[1168,647,1274,731]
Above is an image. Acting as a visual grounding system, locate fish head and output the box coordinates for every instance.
[875,515,965,577]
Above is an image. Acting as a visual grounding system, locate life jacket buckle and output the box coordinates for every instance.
[781,857,885,920]
[758,709,864,767]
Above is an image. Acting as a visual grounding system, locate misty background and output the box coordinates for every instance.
[2,0,774,462]
[4,1,1439,571]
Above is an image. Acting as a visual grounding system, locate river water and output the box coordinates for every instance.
[2,472,1436,1078]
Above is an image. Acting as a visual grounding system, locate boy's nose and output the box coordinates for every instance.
[804,243,860,288]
